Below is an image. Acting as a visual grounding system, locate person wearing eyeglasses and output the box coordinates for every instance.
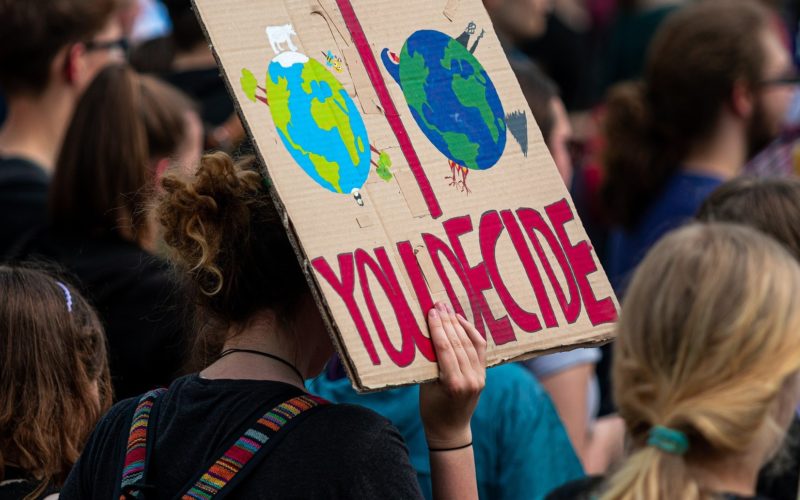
[601,0,796,298]
[0,0,121,260]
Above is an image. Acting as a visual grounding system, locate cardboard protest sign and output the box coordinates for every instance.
[192,0,619,391]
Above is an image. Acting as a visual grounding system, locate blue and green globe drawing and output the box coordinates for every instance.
[381,29,506,171]
[263,52,370,195]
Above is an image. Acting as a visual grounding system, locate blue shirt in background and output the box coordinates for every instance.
[309,363,584,500]
[607,171,724,294]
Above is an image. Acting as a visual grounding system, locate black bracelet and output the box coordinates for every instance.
[428,441,473,452]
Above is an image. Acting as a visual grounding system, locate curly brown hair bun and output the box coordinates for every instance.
[158,152,309,366]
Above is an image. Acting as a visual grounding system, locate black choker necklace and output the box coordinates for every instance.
[218,348,305,384]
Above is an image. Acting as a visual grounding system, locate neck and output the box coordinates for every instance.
[682,120,746,181]
[0,89,74,173]
[199,312,313,390]
[691,453,762,497]
[495,30,520,53]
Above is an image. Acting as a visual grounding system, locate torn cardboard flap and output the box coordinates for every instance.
[310,0,350,46]
[192,0,618,392]
[343,45,383,114]
[443,0,460,21]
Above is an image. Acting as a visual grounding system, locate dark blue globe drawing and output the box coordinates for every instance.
[381,29,506,171]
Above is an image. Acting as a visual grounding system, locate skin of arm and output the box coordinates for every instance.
[541,364,627,474]
[540,363,592,466]
[429,446,479,500]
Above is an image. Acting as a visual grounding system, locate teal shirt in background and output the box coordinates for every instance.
[309,363,584,500]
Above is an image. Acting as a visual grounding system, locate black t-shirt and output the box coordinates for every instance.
[0,156,48,260]
[15,230,188,400]
[60,375,423,499]
[0,467,57,500]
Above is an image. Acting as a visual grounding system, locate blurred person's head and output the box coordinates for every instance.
[163,0,206,53]
[602,0,794,229]
[117,0,142,39]
[49,64,201,249]
[0,266,111,496]
[484,0,552,44]
[603,223,800,500]
[511,58,574,185]
[0,0,121,99]
[697,177,800,260]
[157,153,329,374]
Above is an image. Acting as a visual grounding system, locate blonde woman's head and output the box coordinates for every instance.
[604,223,800,500]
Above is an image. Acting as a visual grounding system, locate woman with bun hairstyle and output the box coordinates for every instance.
[61,152,485,499]
[0,267,111,499]
[549,223,800,499]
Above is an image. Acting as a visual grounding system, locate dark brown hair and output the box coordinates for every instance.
[50,64,195,243]
[696,177,800,260]
[163,0,206,52]
[158,152,309,368]
[601,0,770,229]
[0,0,117,96]
[0,266,111,498]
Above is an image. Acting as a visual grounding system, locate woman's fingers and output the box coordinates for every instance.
[457,313,487,369]
[428,306,461,379]
[420,303,485,449]
[439,303,472,379]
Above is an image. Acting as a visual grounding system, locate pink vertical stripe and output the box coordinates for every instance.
[334,0,443,219]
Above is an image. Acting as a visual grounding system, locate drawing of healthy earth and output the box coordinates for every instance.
[242,25,391,205]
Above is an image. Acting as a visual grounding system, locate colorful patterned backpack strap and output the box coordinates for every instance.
[119,388,168,499]
[180,394,329,500]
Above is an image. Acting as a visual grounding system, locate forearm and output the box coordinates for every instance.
[429,445,478,500]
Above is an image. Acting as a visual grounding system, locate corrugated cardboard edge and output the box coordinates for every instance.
[355,336,616,393]
[190,0,368,391]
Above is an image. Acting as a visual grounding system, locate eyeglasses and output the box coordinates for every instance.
[760,73,800,86]
[84,38,129,56]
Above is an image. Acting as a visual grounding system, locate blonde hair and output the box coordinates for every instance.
[603,223,800,500]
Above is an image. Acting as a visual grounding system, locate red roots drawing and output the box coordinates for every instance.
[446,160,471,194]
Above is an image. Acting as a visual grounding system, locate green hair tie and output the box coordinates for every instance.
[647,426,689,455]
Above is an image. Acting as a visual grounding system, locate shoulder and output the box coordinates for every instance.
[524,348,601,379]
[306,401,397,440]
[91,397,141,440]
[0,157,48,187]
[659,173,723,214]
[60,397,140,498]
[302,401,410,458]
[474,364,560,434]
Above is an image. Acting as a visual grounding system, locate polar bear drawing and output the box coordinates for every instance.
[266,24,298,54]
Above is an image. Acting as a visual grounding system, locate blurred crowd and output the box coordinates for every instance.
[3,0,800,499]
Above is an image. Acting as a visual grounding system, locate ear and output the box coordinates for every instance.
[730,79,755,119]
[153,157,171,186]
[62,43,86,87]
